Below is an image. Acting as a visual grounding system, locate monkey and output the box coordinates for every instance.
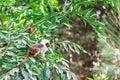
[26,27,35,33]
[19,39,50,65]
[25,21,35,33]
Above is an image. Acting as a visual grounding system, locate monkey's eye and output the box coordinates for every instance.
[46,43,50,47]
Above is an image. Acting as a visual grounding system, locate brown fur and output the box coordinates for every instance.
[19,44,44,65]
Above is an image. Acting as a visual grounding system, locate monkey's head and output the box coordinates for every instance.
[40,39,50,48]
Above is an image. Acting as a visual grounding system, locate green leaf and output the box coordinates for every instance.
[59,41,87,54]
[21,68,28,79]
[67,71,72,80]
[19,19,25,24]
[39,3,45,14]
[80,9,93,16]
[63,23,72,28]
[91,21,105,26]
[6,21,14,28]
[68,45,75,52]
[96,27,106,36]
[74,46,80,54]
[62,43,68,51]
[71,72,78,80]
[6,51,15,56]
[31,66,40,74]
[1,31,9,34]
[87,77,93,80]
[8,68,19,76]
[46,68,51,78]
[81,1,96,6]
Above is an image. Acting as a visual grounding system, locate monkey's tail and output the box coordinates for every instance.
[19,52,30,66]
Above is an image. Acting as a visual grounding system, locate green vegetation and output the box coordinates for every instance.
[0,0,120,80]
[88,77,109,80]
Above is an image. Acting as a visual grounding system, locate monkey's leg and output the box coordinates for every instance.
[34,48,40,56]
[19,52,30,66]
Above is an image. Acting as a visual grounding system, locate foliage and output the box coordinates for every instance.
[1,0,119,80]
[0,0,88,80]
[92,0,120,80]
[87,77,109,80]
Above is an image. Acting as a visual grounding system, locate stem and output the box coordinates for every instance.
[0,16,3,27]
[3,30,11,58]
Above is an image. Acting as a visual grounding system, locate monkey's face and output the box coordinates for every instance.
[40,39,50,48]
[45,42,50,47]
